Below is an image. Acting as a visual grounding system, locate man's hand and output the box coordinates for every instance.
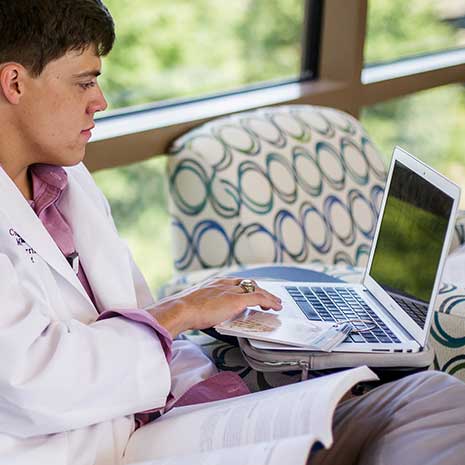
[148,277,282,338]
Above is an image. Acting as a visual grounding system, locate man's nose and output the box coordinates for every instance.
[88,86,108,114]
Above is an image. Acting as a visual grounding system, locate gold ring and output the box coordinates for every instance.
[239,279,256,293]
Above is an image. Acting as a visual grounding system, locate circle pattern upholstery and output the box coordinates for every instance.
[168,105,387,272]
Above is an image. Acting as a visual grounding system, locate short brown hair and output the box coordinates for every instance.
[0,0,115,76]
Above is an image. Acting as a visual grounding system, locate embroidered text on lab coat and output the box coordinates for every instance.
[9,228,37,263]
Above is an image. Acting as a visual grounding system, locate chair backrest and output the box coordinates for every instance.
[167,105,387,273]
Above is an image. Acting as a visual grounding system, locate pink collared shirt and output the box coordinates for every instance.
[28,164,249,427]
[29,164,97,306]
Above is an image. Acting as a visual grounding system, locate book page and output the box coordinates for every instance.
[124,366,377,463]
[125,435,312,465]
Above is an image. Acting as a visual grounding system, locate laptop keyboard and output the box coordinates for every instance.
[389,294,428,328]
[285,286,401,344]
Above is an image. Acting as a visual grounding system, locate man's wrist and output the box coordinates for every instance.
[148,299,190,339]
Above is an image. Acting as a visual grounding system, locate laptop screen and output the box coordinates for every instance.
[369,160,454,329]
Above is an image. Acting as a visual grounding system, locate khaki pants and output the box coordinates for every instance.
[311,370,465,465]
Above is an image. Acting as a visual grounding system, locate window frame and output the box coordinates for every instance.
[87,0,465,172]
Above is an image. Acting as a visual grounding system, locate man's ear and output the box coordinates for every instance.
[0,63,28,105]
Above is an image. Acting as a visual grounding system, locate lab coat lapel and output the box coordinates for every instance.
[0,167,91,302]
[59,171,138,310]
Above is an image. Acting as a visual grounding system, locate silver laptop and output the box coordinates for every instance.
[253,147,460,353]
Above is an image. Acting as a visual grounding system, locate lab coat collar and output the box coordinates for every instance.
[59,167,139,310]
[0,165,139,310]
[0,165,92,304]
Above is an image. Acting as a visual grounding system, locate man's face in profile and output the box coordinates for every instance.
[18,46,108,167]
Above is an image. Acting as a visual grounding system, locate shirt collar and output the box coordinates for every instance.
[30,164,68,192]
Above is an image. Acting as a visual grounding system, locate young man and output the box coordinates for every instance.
[0,2,463,465]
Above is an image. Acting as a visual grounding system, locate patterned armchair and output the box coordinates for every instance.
[164,105,465,385]
[168,105,386,271]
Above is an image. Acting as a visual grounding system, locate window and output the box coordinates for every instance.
[100,0,308,112]
[90,2,465,293]
[92,0,325,292]
[365,0,465,65]
[361,84,465,208]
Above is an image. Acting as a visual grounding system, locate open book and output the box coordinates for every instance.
[123,366,378,465]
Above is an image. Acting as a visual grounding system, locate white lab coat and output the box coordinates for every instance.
[0,164,217,465]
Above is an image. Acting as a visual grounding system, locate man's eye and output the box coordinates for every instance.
[79,81,96,90]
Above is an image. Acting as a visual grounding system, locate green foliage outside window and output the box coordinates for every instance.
[362,0,465,188]
[99,0,303,110]
[365,0,460,63]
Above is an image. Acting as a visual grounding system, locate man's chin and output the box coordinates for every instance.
[60,148,87,167]
[42,157,85,168]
